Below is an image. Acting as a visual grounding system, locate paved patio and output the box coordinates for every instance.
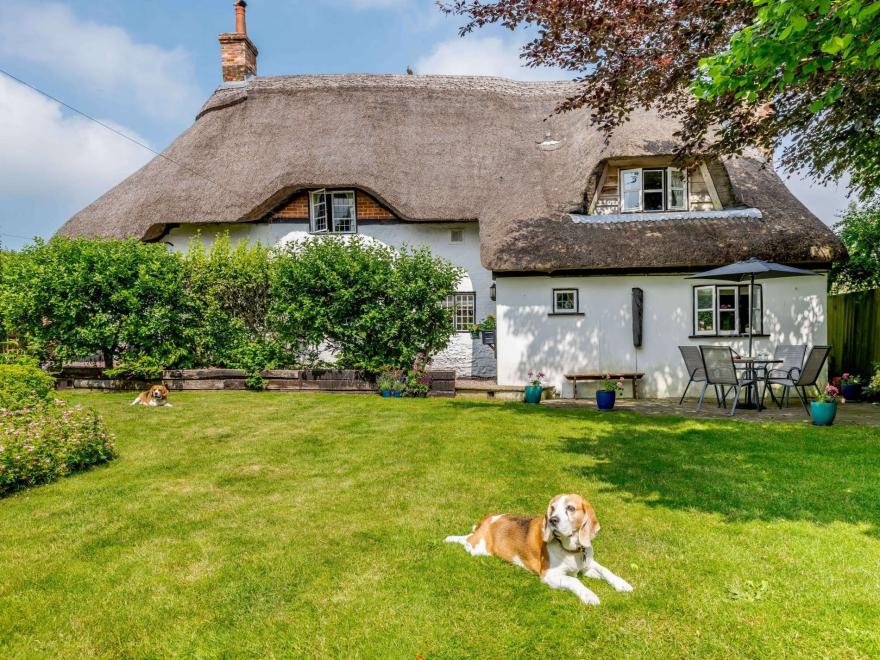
[544,397,880,426]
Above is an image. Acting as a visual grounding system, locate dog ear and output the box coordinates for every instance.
[578,505,600,547]
[541,500,554,543]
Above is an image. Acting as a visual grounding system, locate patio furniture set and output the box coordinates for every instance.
[678,344,831,416]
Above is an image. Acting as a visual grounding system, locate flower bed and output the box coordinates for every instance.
[0,401,117,496]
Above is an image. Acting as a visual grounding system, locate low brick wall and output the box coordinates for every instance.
[56,367,456,397]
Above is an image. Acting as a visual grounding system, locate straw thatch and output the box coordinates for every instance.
[58,74,843,271]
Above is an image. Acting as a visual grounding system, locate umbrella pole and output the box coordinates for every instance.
[748,274,754,357]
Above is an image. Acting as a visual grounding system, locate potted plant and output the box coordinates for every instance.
[376,371,394,397]
[392,378,405,397]
[524,371,545,404]
[403,353,432,398]
[596,375,624,411]
[468,322,482,339]
[836,373,863,401]
[811,384,844,426]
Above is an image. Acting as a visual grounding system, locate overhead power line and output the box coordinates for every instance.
[0,68,246,202]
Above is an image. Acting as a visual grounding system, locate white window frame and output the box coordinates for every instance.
[692,284,763,336]
[552,288,579,315]
[667,167,688,211]
[620,169,642,212]
[642,168,666,212]
[620,167,690,213]
[444,292,476,332]
[694,285,716,336]
[309,189,357,234]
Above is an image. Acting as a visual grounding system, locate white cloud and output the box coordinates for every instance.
[0,2,200,120]
[0,76,152,203]
[415,36,565,80]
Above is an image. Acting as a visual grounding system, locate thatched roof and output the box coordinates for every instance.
[59,74,843,271]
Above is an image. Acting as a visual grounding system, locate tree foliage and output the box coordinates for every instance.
[830,200,880,292]
[270,238,462,372]
[443,0,880,198]
[0,238,185,368]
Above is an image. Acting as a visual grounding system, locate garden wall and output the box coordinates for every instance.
[56,368,456,397]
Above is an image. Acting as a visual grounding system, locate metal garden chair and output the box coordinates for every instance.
[678,346,719,406]
[759,344,806,407]
[697,345,759,416]
[760,345,831,414]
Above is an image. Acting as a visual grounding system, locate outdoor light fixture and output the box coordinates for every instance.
[537,131,562,151]
[490,283,496,301]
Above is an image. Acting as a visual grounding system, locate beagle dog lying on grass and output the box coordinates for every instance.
[445,493,633,605]
[131,384,172,407]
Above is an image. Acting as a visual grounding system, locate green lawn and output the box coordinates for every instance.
[2,392,879,658]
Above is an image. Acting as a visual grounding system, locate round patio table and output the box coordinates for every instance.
[733,356,783,409]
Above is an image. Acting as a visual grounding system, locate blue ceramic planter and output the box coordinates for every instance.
[524,385,543,404]
[810,401,837,426]
[380,390,391,398]
[596,390,616,411]
[393,391,403,398]
[841,383,861,401]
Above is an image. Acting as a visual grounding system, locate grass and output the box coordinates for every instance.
[1,392,879,658]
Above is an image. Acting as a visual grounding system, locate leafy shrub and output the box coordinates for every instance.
[271,238,462,371]
[0,237,186,369]
[103,354,166,381]
[0,401,116,496]
[0,364,55,411]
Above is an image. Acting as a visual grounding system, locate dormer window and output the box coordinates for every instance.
[309,189,357,234]
[620,168,688,213]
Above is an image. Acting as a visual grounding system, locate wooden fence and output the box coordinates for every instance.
[828,288,880,378]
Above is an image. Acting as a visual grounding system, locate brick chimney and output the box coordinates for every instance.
[219,1,258,83]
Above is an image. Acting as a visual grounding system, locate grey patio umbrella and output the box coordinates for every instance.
[686,258,819,356]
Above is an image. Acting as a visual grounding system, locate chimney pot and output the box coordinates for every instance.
[234,0,247,35]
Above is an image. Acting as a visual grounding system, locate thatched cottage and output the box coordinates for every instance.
[59,2,844,397]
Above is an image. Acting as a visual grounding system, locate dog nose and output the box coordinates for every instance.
[549,516,559,526]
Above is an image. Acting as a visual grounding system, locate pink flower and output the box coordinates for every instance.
[843,373,850,379]
[825,384,839,395]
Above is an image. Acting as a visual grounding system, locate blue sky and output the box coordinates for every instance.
[0,0,851,250]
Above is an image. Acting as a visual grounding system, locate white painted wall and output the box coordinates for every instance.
[495,274,828,398]
[165,221,496,377]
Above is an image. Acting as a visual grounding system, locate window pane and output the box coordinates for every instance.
[643,169,664,190]
[719,311,736,332]
[718,288,737,311]
[622,191,641,211]
[669,169,685,189]
[644,191,664,211]
[311,192,328,233]
[696,287,714,309]
[669,188,685,209]
[331,192,355,233]
[697,310,714,332]
[555,290,576,312]
[621,170,641,191]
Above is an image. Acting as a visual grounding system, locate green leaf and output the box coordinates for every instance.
[858,0,880,21]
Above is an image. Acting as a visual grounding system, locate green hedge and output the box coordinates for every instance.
[0,236,463,382]
[0,401,116,496]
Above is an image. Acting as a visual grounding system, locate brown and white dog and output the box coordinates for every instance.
[131,384,172,407]
[445,493,632,605]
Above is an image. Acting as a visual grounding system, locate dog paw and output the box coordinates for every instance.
[612,578,634,593]
[579,591,601,606]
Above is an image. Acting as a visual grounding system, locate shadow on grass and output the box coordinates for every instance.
[446,399,880,537]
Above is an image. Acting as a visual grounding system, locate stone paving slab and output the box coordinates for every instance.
[544,397,880,426]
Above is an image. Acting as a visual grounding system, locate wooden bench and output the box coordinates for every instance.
[564,372,645,400]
